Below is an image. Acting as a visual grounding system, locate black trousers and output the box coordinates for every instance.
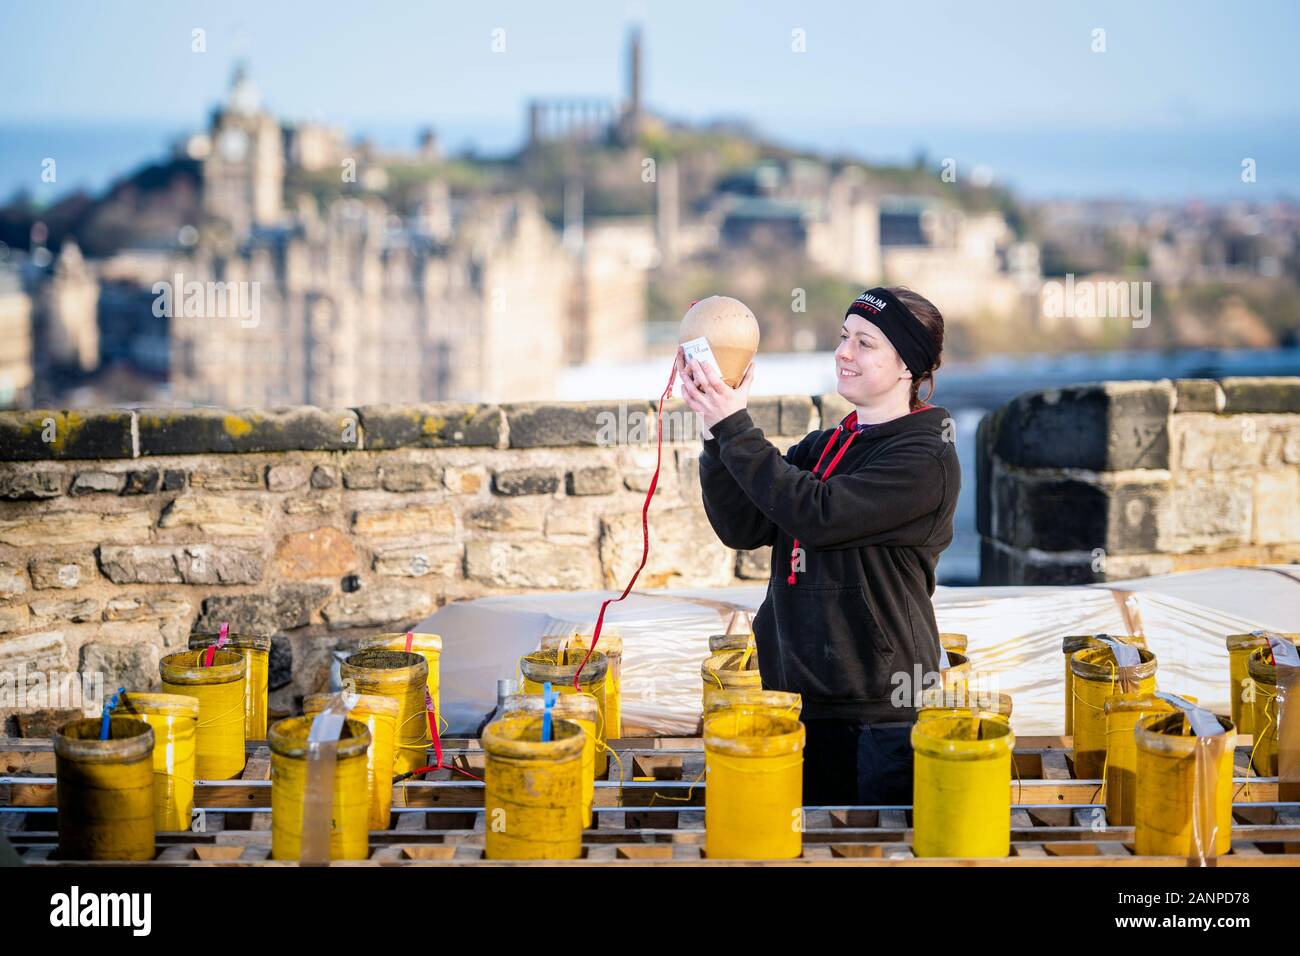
[802,718,915,807]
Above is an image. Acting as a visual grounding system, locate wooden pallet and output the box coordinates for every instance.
[4,736,1297,866]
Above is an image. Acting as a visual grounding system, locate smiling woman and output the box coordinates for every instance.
[685,286,959,807]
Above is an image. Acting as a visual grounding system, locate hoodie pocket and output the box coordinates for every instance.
[773,584,895,702]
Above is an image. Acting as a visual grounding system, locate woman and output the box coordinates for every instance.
[677,286,959,807]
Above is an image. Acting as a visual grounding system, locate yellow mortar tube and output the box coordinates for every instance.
[703,710,805,861]
[54,716,156,861]
[119,692,200,832]
[160,649,247,780]
[268,715,372,861]
[482,713,586,860]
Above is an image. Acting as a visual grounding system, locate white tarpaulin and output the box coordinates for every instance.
[416,565,1299,737]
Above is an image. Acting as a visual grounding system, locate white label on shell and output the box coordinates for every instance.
[681,335,723,381]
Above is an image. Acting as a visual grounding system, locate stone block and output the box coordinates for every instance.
[352,505,455,537]
[1173,379,1224,413]
[0,469,67,500]
[157,496,266,536]
[505,401,653,448]
[266,463,310,492]
[566,466,617,496]
[599,507,732,588]
[443,465,488,495]
[380,462,443,492]
[0,510,151,547]
[137,406,360,455]
[372,543,463,578]
[79,642,160,693]
[355,403,503,449]
[321,586,437,629]
[465,540,598,589]
[0,409,135,460]
[98,544,263,585]
[993,381,1172,471]
[28,554,96,590]
[463,502,543,533]
[493,468,560,496]
[194,584,332,634]
[1220,377,1300,414]
[1253,470,1300,544]
[122,468,160,495]
[68,470,125,495]
[273,528,360,579]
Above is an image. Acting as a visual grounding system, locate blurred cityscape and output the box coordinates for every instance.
[2,24,1297,413]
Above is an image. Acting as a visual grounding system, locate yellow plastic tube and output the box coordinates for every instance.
[912,714,1015,858]
[939,650,971,694]
[119,692,200,832]
[520,648,609,776]
[1247,645,1283,776]
[340,649,430,776]
[703,688,802,722]
[1227,633,1298,741]
[304,692,399,830]
[269,715,372,861]
[918,685,1013,720]
[1134,711,1235,857]
[708,632,756,655]
[188,633,271,740]
[160,649,247,780]
[54,717,156,861]
[1070,644,1158,779]
[939,632,968,654]
[1062,634,1147,736]
[482,714,586,860]
[361,632,442,723]
[503,692,599,828]
[700,648,761,713]
[703,711,804,860]
[543,632,623,740]
[1102,692,1189,826]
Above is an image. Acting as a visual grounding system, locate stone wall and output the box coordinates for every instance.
[0,395,832,729]
[978,377,1300,584]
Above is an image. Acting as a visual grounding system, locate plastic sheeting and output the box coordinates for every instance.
[417,565,1300,737]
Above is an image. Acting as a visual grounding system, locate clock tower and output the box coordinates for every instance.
[201,61,285,237]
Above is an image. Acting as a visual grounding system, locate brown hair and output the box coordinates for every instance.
[887,286,944,410]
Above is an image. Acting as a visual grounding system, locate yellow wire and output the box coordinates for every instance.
[1241,683,1277,801]
[194,699,247,729]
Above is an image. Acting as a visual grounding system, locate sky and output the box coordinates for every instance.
[2,1,1298,199]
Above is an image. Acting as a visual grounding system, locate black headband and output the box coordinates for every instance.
[843,287,939,379]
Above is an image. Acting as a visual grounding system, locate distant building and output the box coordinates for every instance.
[37,241,100,374]
[170,192,576,406]
[0,265,33,407]
[569,216,659,366]
[284,121,348,173]
[878,196,1036,320]
[201,62,285,236]
[527,25,647,148]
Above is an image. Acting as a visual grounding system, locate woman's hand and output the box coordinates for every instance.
[676,345,755,431]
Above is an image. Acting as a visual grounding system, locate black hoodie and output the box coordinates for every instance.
[699,403,960,723]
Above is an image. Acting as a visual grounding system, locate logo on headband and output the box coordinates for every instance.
[853,292,889,313]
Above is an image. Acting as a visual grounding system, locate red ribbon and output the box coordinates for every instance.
[202,621,229,667]
[787,412,860,585]
[574,356,679,691]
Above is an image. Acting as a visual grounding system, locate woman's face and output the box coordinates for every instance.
[834,314,911,404]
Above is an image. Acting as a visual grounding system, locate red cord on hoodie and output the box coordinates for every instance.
[786,404,932,584]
